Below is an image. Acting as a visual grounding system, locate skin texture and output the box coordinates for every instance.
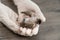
[13,0,46,23]
[0,2,19,33]
[0,0,46,36]
[13,0,46,36]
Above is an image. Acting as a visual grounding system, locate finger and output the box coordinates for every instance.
[32,24,39,35]
[26,28,33,36]
[19,27,26,35]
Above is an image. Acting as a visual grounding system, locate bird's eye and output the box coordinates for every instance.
[36,19,42,24]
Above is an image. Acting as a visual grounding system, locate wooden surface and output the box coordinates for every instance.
[0,0,60,40]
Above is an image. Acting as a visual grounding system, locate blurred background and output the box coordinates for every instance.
[0,0,60,40]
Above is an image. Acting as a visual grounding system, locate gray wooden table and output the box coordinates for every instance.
[0,0,60,40]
